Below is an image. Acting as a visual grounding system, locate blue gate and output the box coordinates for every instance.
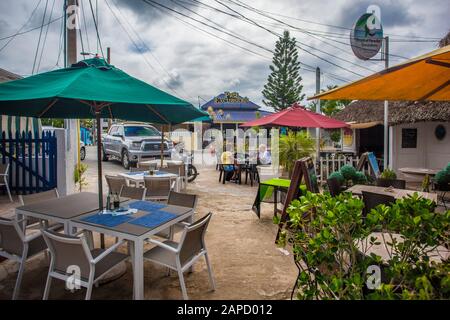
[0,131,57,194]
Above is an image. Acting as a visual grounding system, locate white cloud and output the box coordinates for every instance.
[0,0,448,109]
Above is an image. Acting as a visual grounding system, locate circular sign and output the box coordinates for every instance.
[350,13,383,60]
[435,125,446,140]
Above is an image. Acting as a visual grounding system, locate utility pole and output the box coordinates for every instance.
[383,36,389,170]
[107,47,112,130]
[63,0,78,195]
[315,67,321,163]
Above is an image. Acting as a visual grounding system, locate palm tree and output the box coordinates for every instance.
[279,131,315,177]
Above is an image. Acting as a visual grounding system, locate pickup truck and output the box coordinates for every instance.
[102,123,173,169]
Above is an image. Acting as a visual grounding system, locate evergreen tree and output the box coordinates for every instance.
[262,30,304,111]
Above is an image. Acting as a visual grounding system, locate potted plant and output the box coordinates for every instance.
[279,131,315,178]
[330,129,341,149]
[377,168,398,187]
[433,163,450,191]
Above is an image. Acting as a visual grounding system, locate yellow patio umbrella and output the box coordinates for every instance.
[309,45,450,101]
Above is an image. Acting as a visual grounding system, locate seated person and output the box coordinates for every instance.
[220,146,238,181]
[258,144,271,165]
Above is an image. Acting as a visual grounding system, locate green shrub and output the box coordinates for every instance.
[340,164,357,181]
[381,168,397,180]
[434,170,449,185]
[355,171,367,184]
[281,192,450,300]
[328,171,344,184]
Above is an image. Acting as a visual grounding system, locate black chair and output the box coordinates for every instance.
[376,178,406,189]
[327,178,342,197]
[244,164,258,187]
[362,191,395,217]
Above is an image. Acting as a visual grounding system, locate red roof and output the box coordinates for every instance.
[240,103,348,129]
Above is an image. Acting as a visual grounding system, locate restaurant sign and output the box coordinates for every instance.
[214,91,249,104]
[350,11,383,60]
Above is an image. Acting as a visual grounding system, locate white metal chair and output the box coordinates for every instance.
[119,185,146,200]
[41,229,129,300]
[105,175,127,194]
[144,212,215,300]
[144,176,175,202]
[0,216,57,299]
[0,163,12,202]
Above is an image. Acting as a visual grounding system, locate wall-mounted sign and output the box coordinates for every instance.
[402,128,417,148]
[435,125,446,141]
[214,91,249,104]
[343,127,354,147]
[350,13,383,60]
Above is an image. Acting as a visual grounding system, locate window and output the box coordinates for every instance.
[124,126,160,137]
[109,126,118,135]
[401,128,417,148]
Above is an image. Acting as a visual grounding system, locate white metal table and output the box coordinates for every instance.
[69,202,194,300]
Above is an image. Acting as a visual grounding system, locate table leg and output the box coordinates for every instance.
[131,240,144,300]
[274,188,278,217]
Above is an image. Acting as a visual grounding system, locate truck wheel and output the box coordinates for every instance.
[102,146,109,161]
[122,150,130,169]
[80,147,86,161]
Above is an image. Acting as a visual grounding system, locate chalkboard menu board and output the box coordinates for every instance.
[367,152,381,177]
[402,128,417,148]
[302,157,319,193]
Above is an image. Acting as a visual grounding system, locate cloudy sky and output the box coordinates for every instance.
[0,0,448,111]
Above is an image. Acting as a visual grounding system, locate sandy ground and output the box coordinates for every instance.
[0,146,296,300]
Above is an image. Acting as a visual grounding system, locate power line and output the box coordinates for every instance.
[231,0,441,41]
[211,0,366,77]
[36,0,56,72]
[110,0,197,101]
[88,0,104,57]
[32,0,49,74]
[80,0,91,54]
[143,0,350,83]
[0,0,43,52]
[104,0,189,100]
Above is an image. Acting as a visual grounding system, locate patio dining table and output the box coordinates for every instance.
[15,192,111,234]
[346,184,437,202]
[252,178,306,218]
[70,200,194,300]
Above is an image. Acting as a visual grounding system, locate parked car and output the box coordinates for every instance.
[102,122,173,169]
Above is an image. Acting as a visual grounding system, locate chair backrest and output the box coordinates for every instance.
[327,178,342,197]
[168,191,197,209]
[144,177,172,197]
[165,164,182,176]
[178,212,212,265]
[18,188,59,206]
[42,229,92,280]
[0,163,9,176]
[376,178,406,190]
[362,191,395,216]
[0,217,24,257]
[137,162,157,171]
[119,185,146,200]
[105,175,127,195]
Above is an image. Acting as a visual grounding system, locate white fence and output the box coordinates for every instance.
[318,154,383,182]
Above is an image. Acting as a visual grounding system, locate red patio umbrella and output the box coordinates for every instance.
[240,103,348,128]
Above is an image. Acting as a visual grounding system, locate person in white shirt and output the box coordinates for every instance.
[258,144,271,165]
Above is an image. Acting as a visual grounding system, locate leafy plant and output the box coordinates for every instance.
[328,171,344,184]
[434,162,450,186]
[330,130,341,144]
[74,163,88,192]
[280,192,450,300]
[354,171,367,184]
[279,130,315,178]
[340,164,357,181]
[381,168,397,180]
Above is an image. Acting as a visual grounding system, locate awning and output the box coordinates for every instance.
[308,45,450,101]
[348,121,383,129]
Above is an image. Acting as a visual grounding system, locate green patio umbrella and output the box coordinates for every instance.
[0,57,207,212]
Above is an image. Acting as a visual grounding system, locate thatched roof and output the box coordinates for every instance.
[334,100,450,126]
[439,30,450,48]
[0,68,21,83]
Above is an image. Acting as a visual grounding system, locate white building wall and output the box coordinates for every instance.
[391,122,450,177]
